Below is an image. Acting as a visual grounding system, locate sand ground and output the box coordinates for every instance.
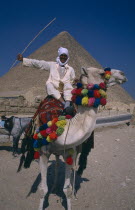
[0,124,135,210]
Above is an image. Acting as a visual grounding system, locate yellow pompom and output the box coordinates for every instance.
[56,120,67,127]
[105,74,111,80]
[56,121,61,127]
[99,89,107,98]
[46,136,52,142]
[47,121,52,127]
[34,148,40,151]
[82,96,89,106]
[60,120,67,126]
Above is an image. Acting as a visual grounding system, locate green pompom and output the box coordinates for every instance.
[81,89,88,95]
[56,127,64,136]
[58,116,66,120]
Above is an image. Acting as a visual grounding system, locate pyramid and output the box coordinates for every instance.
[0,31,134,107]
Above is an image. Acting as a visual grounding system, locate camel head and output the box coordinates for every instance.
[107,69,127,87]
[80,67,127,87]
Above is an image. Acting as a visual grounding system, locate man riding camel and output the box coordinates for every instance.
[17,47,75,110]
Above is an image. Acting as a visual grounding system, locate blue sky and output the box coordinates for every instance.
[0,0,135,99]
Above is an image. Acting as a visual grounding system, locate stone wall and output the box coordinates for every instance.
[0,95,135,117]
[0,96,41,116]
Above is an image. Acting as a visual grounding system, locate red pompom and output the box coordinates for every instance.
[66,115,72,119]
[94,90,101,98]
[50,124,58,131]
[33,133,38,140]
[66,156,73,165]
[105,71,111,75]
[100,98,107,106]
[71,95,77,102]
[76,88,83,95]
[49,131,58,140]
[40,130,47,137]
[99,82,106,89]
[52,118,58,124]
[34,151,40,159]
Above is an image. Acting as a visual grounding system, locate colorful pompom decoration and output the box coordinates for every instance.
[93,84,99,89]
[99,89,107,98]
[58,116,66,120]
[77,83,83,88]
[46,135,52,142]
[49,131,57,140]
[88,90,94,97]
[47,121,52,127]
[71,88,77,95]
[40,130,47,137]
[94,98,100,107]
[71,68,111,108]
[34,151,40,159]
[50,124,58,132]
[75,96,82,105]
[76,88,83,95]
[82,96,89,106]
[100,98,107,106]
[52,118,58,124]
[33,133,38,140]
[88,98,95,107]
[99,82,106,90]
[94,90,101,98]
[104,67,111,71]
[56,127,64,136]
[66,115,72,119]
[46,127,52,134]
[71,95,76,103]
[33,114,74,157]
[66,156,73,165]
[104,67,112,80]
[42,138,49,145]
[87,83,94,90]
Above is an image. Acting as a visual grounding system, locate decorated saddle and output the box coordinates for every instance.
[36,96,64,124]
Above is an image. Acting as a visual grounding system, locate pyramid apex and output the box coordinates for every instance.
[56,31,71,37]
[58,31,69,35]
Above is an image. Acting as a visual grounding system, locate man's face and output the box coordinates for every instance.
[60,54,68,63]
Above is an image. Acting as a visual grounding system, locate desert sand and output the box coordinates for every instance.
[0,124,135,210]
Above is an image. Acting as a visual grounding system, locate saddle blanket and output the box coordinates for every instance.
[34,96,64,125]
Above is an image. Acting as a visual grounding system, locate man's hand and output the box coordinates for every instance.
[17,54,23,61]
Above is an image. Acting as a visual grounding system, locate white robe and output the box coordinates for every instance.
[23,58,75,101]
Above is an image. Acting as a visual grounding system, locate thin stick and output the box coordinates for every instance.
[9,18,56,70]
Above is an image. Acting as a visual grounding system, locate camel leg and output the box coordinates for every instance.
[63,163,72,210]
[51,155,59,192]
[63,150,77,210]
[38,153,50,210]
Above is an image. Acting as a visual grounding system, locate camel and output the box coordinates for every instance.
[35,67,127,210]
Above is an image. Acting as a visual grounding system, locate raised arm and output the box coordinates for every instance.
[17,54,50,71]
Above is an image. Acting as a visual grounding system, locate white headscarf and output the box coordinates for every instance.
[56,47,69,66]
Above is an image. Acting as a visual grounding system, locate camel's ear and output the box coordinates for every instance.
[80,67,88,77]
